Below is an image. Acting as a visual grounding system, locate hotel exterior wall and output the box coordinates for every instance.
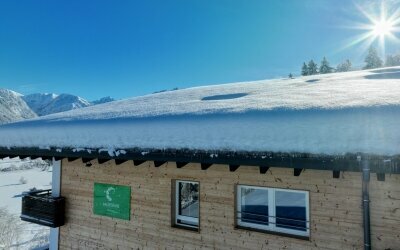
[58,159,399,249]
[369,173,400,249]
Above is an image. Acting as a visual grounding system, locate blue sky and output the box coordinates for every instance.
[0,0,399,100]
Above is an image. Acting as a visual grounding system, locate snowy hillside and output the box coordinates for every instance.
[20,67,400,121]
[1,67,400,155]
[0,89,37,125]
[23,93,91,116]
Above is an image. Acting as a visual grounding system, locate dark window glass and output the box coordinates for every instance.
[177,181,199,226]
[240,187,268,225]
[275,190,307,231]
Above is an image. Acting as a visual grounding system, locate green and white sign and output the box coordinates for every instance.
[93,183,131,220]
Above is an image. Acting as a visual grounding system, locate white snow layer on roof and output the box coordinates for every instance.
[1,67,400,155]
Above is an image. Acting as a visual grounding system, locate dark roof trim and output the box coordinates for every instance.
[0,147,399,174]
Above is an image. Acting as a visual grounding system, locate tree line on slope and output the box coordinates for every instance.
[300,57,350,76]
[298,46,400,77]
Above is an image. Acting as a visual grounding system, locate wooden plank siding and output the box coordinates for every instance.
[59,160,400,249]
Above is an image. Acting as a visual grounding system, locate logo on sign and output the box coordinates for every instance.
[105,187,115,202]
[93,183,131,220]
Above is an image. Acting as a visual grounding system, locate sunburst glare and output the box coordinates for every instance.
[372,19,393,37]
[341,1,400,56]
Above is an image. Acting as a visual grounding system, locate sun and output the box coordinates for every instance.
[340,1,399,55]
[372,19,394,37]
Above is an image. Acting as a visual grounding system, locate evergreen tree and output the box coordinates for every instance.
[307,60,318,75]
[288,73,293,79]
[386,55,395,67]
[363,46,383,69]
[319,57,333,74]
[385,54,400,67]
[395,55,400,66]
[336,59,352,72]
[301,62,308,76]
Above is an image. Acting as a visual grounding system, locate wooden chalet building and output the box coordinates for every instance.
[1,68,400,249]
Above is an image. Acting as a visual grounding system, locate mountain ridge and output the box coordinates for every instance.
[0,89,37,124]
[22,92,115,116]
[22,93,91,116]
[0,88,116,124]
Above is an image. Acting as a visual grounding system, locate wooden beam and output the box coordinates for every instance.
[176,162,189,168]
[115,159,128,165]
[133,160,146,166]
[333,170,340,178]
[154,161,166,167]
[294,168,303,176]
[1,155,17,160]
[229,165,240,172]
[97,158,110,164]
[41,156,53,161]
[67,157,79,162]
[3,146,400,174]
[201,163,212,170]
[259,166,270,174]
[377,173,385,181]
[54,157,64,161]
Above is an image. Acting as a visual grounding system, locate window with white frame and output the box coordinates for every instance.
[236,185,310,237]
[173,180,199,230]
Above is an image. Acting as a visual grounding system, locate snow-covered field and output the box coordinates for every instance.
[0,158,51,249]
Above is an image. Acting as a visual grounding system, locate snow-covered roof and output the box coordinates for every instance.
[1,67,400,156]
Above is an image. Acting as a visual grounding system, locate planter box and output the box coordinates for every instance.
[20,189,65,228]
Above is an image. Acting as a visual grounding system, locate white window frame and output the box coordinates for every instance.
[175,180,199,229]
[236,185,310,237]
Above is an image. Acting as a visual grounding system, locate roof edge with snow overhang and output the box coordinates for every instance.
[0,146,399,174]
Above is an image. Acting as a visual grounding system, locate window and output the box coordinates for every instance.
[236,185,309,238]
[173,180,199,230]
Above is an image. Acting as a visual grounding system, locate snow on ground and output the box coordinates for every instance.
[1,67,400,155]
[0,157,24,171]
[0,158,51,249]
[14,67,400,120]
[0,161,52,212]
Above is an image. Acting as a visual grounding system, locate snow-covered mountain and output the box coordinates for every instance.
[23,93,91,116]
[92,96,115,105]
[23,93,115,116]
[21,93,58,115]
[0,89,37,124]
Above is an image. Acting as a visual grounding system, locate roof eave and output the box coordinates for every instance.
[1,146,399,174]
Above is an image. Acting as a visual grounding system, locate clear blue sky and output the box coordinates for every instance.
[0,0,399,100]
